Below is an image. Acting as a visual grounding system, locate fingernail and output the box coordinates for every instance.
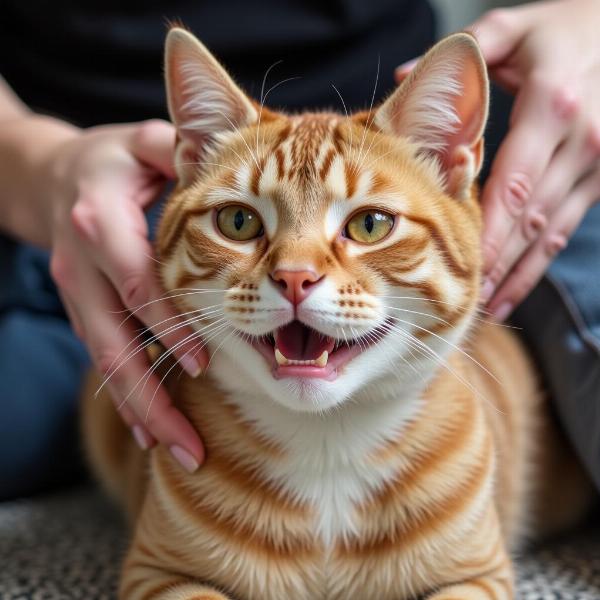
[493,301,513,323]
[132,425,152,451]
[480,278,495,303]
[179,354,202,378]
[170,445,200,473]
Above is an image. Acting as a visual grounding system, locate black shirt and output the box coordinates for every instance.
[1,1,435,125]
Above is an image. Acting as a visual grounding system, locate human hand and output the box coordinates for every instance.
[395,0,600,321]
[44,119,207,471]
[469,0,600,319]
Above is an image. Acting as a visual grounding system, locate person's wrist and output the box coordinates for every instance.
[1,114,81,247]
[26,116,82,247]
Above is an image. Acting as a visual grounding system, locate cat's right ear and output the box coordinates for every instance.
[165,28,258,185]
[375,33,489,199]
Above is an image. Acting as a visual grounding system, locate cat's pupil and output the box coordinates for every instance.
[365,213,374,234]
[234,210,244,231]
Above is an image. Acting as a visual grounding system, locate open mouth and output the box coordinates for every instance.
[250,320,384,380]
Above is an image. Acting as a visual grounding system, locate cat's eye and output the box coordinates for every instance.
[216,205,264,241]
[344,210,394,244]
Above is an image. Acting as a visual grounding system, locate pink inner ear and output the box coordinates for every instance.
[442,58,487,171]
[166,41,194,127]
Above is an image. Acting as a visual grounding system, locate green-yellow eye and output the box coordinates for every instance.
[216,205,263,241]
[345,210,394,243]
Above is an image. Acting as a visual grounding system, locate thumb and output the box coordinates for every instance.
[466,8,529,67]
[128,119,177,179]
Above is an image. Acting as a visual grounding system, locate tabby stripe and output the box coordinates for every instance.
[135,541,158,561]
[200,452,307,516]
[407,214,472,278]
[156,458,315,559]
[368,171,394,195]
[121,569,186,600]
[344,160,358,198]
[332,123,345,153]
[176,271,219,291]
[344,434,493,556]
[382,231,430,260]
[470,578,501,599]
[141,578,192,600]
[275,148,285,180]
[390,254,427,274]
[364,401,476,510]
[160,204,213,259]
[386,276,445,305]
[181,247,209,270]
[494,573,514,596]
[319,147,337,181]
[250,158,265,196]
[273,122,292,148]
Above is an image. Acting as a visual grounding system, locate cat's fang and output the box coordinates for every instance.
[275,348,329,367]
[275,348,289,366]
[314,350,328,367]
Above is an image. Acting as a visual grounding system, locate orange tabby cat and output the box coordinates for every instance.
[82,28,592,600]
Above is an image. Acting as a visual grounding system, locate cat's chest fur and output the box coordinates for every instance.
[223,387,423,545]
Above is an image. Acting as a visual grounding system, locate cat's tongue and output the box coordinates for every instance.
[275,321,335,361]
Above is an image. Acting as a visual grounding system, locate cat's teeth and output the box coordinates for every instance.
[275,348,288,366]
[274,348,329,368]
[314,350,328,367]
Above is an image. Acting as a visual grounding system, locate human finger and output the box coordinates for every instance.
[71,199,209,377]
[480,73,579,279]
[106,381,157,451]
[487,167,600,321]
[58,289,86,341]
[127,119,177,180]
[466,7,529,67]
[78,268,205,471]
[481,119,600,302]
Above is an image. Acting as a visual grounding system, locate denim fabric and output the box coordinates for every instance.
[513,205,600,490]
[0,238,89,500]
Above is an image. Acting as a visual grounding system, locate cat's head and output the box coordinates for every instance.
[158,28,489,413]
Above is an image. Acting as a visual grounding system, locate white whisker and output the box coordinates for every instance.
[102,315,226,401]
[130,319,231,414]
[388,316,501,386]
[353,56,380,170]
[143,323,233,420]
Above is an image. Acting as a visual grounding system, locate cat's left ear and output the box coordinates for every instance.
[165,28,258,185]
[375,33,489,199]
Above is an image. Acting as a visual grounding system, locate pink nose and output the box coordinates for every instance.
[271,270,323,305]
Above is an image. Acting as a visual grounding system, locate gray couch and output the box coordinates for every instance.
[1,485,599,599]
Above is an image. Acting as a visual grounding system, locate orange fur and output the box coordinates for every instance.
[82,29,593,600]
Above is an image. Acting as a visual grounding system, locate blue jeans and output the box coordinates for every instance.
[0,237,90,499]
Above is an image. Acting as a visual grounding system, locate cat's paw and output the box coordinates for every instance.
[157,584,232,600]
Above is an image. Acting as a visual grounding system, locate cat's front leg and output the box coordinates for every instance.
[425,560,514,600]
[120,568,232,600]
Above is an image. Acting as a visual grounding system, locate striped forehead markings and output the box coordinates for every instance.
[269,116,341,182]
[218,115,403,231]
